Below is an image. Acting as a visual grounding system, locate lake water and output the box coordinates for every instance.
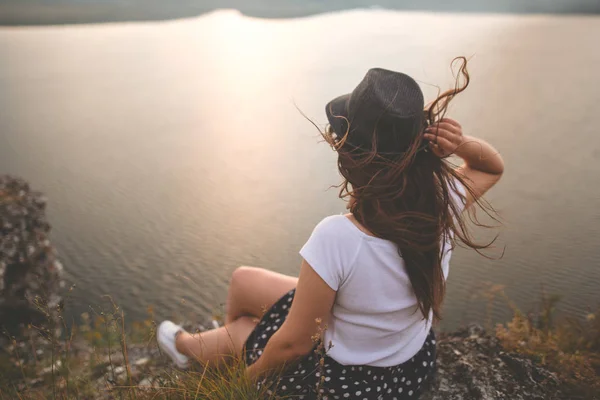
[1,9,599,330]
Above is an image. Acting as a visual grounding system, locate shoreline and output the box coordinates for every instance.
[0,2,599,27]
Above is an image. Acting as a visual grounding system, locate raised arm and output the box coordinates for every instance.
[425,118,504,208]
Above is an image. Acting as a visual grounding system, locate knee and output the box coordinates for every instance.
[230,266,261,291]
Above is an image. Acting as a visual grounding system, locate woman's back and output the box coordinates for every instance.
[300,182,464,366]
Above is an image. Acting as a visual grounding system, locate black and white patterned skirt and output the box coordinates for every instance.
[244,289,436,399]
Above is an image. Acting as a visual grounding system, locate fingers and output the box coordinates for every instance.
[424,133,436,143]
[424,118,463,158]
[427,122,460,135]
[428,142,443,156]
[424,130,455,143]
[431,135,454,150]
[428,142,447,158]
[439,118,461,128]
[425,134,455,158]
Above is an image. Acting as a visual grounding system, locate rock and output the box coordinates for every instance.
[420,324,566,400]
[138,377,159,389]
[104,364,129,386]
[91,362,112,380]
[40,360,62,375]
[113,365,125,376]
[28,377,44,387]
[134,357,150,367]
[138,378,152,387]
[101,353,124,366]
[0,175,64,341]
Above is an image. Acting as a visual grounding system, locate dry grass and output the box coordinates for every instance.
[0,297,315,400]
[494,290,600,398]
[2,287,599,399]
[143,361,275,400]
[0,302,272,400]
[0,364,270,400]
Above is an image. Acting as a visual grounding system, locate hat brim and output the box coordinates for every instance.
[325,93,351,137]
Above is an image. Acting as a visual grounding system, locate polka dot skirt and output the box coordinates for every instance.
[244,289,436,399]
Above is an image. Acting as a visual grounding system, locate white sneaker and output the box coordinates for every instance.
[157,321,190,369]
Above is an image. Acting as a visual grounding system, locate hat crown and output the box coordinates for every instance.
[325,68,426,154]
[348,68,425,120]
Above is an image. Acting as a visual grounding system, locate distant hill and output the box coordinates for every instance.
[1,0,599,25]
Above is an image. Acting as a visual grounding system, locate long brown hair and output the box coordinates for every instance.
[320,57,496,322]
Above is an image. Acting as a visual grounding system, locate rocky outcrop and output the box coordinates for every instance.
[2,322,578,399]
[421,324,567,400]
[0,175,64,337]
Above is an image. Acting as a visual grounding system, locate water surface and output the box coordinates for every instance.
[1,10,599,329]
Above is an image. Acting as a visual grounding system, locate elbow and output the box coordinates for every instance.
[269,325,317,359]
[482,159,504,179]
[493,154,505,176]
[292,341,315,357]
[495,158,505,177]
[282,339,314,358]
[274,335,314,358]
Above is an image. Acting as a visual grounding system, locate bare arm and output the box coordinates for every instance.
[245,260,336,381]
[425,118,504,208]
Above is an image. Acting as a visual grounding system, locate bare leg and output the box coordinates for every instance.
[225,266,298,324]
[175,316,257,367]
[175,267,297,367]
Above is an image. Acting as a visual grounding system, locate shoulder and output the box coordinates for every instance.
[306,215,360,246]
[300,215,360,290]
[313,214,349,232]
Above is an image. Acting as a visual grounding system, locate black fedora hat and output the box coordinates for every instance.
[326,68,426,154]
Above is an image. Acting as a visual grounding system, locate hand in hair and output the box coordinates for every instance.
[424,118,464,157]
[426,118,504,207]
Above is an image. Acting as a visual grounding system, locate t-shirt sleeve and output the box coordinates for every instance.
[299,216,354,291]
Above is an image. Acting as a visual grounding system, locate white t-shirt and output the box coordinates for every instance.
[299,182,466,367]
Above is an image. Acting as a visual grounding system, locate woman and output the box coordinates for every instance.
[158,58,504,399]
